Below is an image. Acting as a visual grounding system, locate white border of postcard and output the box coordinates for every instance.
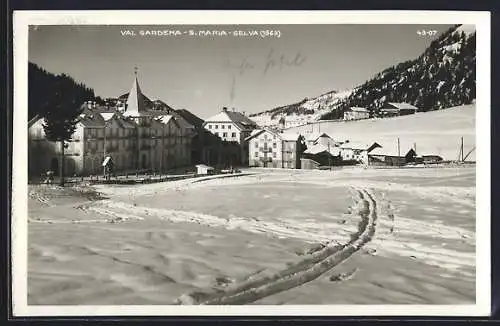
[12,10,491,317]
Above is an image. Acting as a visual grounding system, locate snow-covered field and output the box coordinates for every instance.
[28,166,475,305]
[287,104,476,161]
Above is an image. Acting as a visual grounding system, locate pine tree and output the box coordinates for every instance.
[40,75,87,185]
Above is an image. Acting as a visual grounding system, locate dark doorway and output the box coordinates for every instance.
[50,157,59,176]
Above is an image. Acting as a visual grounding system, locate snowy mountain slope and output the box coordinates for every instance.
[320,24,476,120]
[250,89,352,128]
[251,24,475,126]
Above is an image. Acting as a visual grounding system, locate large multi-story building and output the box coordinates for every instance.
[203,107,257,165]
[246,128,304,169]
[28,73,196,178]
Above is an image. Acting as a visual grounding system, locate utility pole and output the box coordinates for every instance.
[461,136,464,162]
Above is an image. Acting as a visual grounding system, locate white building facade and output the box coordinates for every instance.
[203,107,257,165]
[247,129,303,169]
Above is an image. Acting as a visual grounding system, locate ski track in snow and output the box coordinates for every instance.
[175,187,378,305]
[29,169,475,304]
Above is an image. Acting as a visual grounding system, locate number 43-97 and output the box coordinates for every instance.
[417,30,437,36]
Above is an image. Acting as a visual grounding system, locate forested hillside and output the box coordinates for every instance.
[28,62,101,120]
[320,24,476,119]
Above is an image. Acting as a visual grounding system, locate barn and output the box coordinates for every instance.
[368,147,417,166]
[380,102,419,117]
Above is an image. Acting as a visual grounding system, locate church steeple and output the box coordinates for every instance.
[125,66,147,113]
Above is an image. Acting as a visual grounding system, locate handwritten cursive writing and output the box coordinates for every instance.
[263,48,307,75]
[223,48,306,76]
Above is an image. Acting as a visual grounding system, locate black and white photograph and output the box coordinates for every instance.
[12,10,490,316]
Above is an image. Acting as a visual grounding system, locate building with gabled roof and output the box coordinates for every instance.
[28,70,197,178]
[343,107,370,121]
[380,102,419,117]
[203,107,258,165]
[368,146,417,166]
[339,141,381,164]
[204,107,257,133]
[304,132,340,148]
[246,128,305,169]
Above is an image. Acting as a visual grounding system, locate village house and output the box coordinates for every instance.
[416,154,444,164]
[343,107,370,121]
[380,102,419,117]
[301,143,341,169]
[246,129,304,169]
[368,147,417,166]
[339,141,382,164]
[28,72,196,178]
[304,132,341,148]
[203,107,258,165]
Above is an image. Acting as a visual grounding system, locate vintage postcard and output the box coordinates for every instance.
[11,10,490,316]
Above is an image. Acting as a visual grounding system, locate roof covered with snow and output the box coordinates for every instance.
[78,113,106,128]
[340,141,381,151]
[280,132,302,141]
[154,114,175,125]
[196,164,214,169]
[369,146,416,157]
[205,108,257,130]
[28,115,42,128]
[349,107,369,113]
[305,132,331,142]
[384,102,419,111]
[100,112,115,121]
[245,128,301,142]
[304,144,340,156]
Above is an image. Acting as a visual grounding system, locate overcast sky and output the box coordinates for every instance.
[29,24,452,119]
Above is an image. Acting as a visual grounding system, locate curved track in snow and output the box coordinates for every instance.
[176,187,378,305]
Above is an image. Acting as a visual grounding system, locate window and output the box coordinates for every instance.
[215,125,218,129]
[228,125,232,130]
[255,152,258,157]
[273,152,277,158]
[254,142,258,148]
[264,134,268,140]
[223,132,227,137]
[273,143,277,148]
[208,125,212,129]
[215,132,219,136]
[222,125,225,129]
[232,132,236,137]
